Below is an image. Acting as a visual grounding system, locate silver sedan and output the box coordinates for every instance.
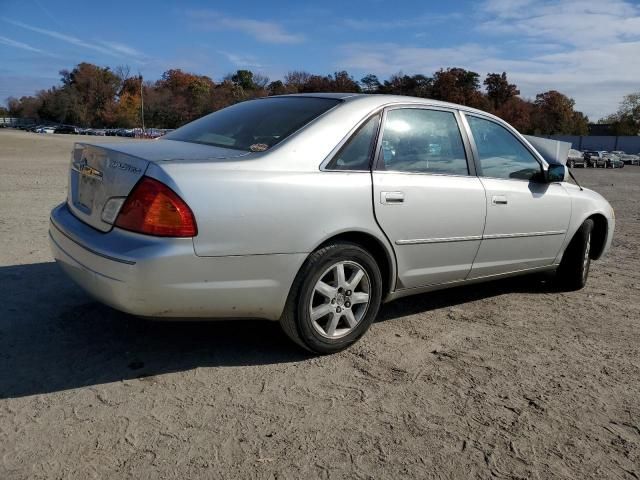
[49,94,615,353]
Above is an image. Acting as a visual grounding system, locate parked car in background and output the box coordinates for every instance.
[54,125,80,134]
[584,150,607,168]
[567,149,586,168]
[35,126,56,134]
[49,94,615,353]
[603,153,624,168]
[611,151,640,166]
[79,128,107,136]
[115,128,135,137]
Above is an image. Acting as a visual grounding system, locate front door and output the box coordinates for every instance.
[372,107,486,289]
[462,113,571,278]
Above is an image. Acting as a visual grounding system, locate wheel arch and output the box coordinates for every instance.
[587,213,608,260]
[312,231,397,297]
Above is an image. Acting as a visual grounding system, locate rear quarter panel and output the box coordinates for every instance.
[147,162,390,258]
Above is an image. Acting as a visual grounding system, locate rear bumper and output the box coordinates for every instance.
[49,203,305,320]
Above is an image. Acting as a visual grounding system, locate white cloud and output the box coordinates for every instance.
[4,18,116,56]
[188,11,305,44]
[2,18,148,62]
[0,35,53,56]
[98,41,145,59]
[339,43,499,75]
[341,13,461,31]
[338,0,640,120]
[478,3,640,48]
[218,51,265,69]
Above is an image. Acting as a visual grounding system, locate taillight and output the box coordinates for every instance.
[115,176,197,237]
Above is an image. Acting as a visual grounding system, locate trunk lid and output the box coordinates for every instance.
[67,143,149,232]
[67,140,250,232]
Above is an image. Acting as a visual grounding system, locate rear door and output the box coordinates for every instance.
[372,106,486,289]
[461,113,571,278]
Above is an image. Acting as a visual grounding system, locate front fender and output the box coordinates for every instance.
[555,184,615,263]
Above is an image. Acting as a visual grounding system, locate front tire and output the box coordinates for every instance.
[280,242,383,354]
[568,160,575,168]
[555,219,594,291]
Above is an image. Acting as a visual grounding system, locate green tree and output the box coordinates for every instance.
[600,92,640,135]
[267,80,288,96]
[379,73,432,97]
[230,69,256,90]
[58,63,121,126]
[484,72,519,110]
[360,74,381,93]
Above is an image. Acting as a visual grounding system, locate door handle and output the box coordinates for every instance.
[492,195,508,205]
[381,191,405,204]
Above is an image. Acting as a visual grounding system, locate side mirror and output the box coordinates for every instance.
[546,164,566,183]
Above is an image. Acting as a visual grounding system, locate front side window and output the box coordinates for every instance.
[165,97,340,152]
[326,115,380,171]
[378,109,469,175]
[467,115,541,181]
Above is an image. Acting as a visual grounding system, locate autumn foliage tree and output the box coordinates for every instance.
[431,68,489,110]
[532,90,589,135]
[6,62,594,134]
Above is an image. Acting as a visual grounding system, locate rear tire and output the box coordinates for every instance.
[280,242,383,354]
[568,160,575,168]
[555,219,594,291]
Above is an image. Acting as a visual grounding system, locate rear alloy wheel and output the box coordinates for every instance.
[555,219,594,291]
[568,160,575,168]
[280,242,382,354]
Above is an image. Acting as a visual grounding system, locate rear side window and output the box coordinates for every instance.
[165,97,340,151]
[326,115,380,171]
[377,108,469,175]
[467,115,541,181]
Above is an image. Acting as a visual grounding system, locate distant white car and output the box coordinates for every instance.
[35,126,55,134]
[611,151,639,166]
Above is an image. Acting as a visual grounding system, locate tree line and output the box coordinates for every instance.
[598,92,640,135]
[3,62,595,135]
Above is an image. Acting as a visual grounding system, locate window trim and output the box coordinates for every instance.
[372,105,476,177]
[460,111,547,183]
[320,109,383,172]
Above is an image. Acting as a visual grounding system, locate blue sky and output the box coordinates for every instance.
[1,0,640,119]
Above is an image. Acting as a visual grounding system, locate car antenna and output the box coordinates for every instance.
[567,168,583,191]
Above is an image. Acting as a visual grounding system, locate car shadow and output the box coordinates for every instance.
[0,261,554,398]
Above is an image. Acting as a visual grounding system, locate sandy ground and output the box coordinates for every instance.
[0,129,638,479]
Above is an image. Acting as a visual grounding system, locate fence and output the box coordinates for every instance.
[544,135,640,153]
[0,117,36,126]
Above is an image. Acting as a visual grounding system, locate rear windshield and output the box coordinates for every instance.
[165,97,341,151]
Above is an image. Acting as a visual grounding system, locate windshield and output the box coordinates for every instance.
[165,97,341,151]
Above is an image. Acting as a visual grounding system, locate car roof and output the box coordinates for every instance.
[272,93,507,122]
